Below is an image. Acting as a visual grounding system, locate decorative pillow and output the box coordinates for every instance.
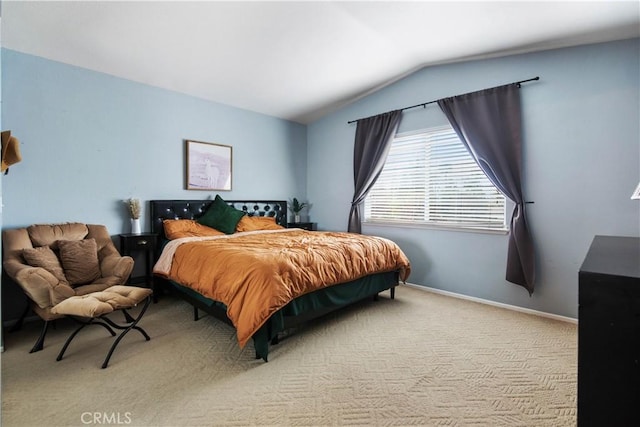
[197,195,245,234]
[163,219,226,239]
[236,216,284,232]
[57,238,101,286]
[22,246,69,285]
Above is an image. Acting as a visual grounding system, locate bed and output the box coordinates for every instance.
[150,198,411,361]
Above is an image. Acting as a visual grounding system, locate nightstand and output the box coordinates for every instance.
[287,222,317,231]
[119,233,158,301]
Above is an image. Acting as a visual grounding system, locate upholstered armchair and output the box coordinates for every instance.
[2,223,134,352]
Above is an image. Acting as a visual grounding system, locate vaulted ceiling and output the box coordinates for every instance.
[2,1,639,123]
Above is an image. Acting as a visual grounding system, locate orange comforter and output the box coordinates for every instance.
[153,229,411,347]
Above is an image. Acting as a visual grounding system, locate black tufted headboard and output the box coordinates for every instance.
[149,199,288,241]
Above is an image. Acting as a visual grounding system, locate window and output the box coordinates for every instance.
[364,126,506,231]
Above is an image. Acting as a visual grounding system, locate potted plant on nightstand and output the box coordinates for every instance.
[290,197,308,223]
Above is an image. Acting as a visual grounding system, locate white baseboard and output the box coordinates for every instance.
[403,282,578,324]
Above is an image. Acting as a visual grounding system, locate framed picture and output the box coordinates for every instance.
[186,140,232,191]
[631,182,640,200]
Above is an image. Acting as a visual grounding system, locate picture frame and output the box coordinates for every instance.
[631,182,640,200]
[186,140,232,191]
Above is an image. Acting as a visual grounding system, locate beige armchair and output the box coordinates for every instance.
[2,222,134,352]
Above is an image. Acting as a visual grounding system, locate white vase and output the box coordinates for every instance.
[294,214,300,223]
[131,218,141,234]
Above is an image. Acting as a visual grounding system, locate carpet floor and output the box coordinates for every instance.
[1,285,577,426]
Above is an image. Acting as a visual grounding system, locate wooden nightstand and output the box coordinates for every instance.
[119,233,158,301]
[287,222,317,231]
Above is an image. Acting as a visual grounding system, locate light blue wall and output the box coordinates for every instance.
[307,38,640,318]
[1,49,307,233]
[2,39,639,320]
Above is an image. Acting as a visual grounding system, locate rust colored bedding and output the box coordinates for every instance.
[153,229,411,348]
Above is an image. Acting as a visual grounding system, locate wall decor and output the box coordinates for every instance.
[631,182,640,200]
[186,140,232,191]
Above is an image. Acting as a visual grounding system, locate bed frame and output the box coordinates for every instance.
[149,199,399,361]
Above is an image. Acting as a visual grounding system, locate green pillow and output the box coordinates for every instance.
[197,195,245,234]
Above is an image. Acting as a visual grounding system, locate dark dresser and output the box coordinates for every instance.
[578,235,640,426]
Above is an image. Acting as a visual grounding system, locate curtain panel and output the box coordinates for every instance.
[437,84,536,294]
[348,110,402,233]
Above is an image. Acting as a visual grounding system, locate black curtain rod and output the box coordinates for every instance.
[347,76,540,124]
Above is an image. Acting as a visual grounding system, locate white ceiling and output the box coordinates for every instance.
[2,1,639,124]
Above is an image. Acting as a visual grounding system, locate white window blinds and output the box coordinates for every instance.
[364,126,506,231]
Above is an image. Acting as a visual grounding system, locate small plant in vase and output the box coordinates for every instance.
[290,197,308,223]
[126,198,141,234]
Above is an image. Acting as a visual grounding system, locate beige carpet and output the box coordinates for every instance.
[1,286,577,426]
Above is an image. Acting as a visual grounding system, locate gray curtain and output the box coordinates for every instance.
[348,110,402,233]
[437,84,535,295]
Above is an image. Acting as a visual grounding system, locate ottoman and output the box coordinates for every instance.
[51,285,153,368]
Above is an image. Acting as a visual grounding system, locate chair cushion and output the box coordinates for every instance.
[27,223,89,249]
[22,246,69,285]
[58,238,101,286]
[197,195,245,234]
[51,285,153,317]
